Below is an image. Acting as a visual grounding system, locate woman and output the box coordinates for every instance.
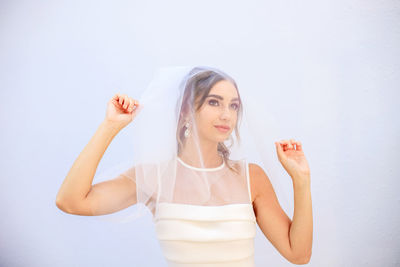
[56,66,313,266]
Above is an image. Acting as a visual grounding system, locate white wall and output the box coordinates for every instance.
[0,0,399,266]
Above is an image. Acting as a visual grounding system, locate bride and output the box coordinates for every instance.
[56,66,313,266]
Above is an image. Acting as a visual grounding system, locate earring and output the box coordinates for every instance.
[184,122,191,138]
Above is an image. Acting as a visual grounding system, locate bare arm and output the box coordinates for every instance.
[56,94,140,215]
[289,177,313,263]
[250,163,312,265]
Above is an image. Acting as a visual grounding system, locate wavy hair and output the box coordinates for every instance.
[176,66,243,171]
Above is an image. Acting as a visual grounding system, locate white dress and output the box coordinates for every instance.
[153,158,257,267]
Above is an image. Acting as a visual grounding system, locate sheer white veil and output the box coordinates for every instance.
[92,65,291,224]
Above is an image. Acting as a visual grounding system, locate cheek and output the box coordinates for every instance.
[195,110,213,129]
[199,108,216,122]
[231,111,238,122]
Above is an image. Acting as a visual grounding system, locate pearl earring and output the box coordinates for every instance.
[184,122,191,138]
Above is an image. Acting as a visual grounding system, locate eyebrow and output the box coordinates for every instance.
[206,94,239,102]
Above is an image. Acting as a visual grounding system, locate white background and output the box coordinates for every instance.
[0,0,399,266]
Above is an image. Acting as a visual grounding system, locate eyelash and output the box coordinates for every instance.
[208,99,239,110]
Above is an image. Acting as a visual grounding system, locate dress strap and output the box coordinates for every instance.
[245,160,252,203]
[155,165,162,215]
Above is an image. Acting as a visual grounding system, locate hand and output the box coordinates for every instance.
[104,93,140,128]
[275,139,310,181]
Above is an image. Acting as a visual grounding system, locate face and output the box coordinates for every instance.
[194,80,240,143]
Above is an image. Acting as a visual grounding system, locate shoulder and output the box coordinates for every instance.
[248,162,268,180]
[226,159,265,176]
[248,162,273,202]
[248,162,263,174]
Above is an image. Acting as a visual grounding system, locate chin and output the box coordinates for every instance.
[216,133,232,142]
[204,128,232,143]
[205,135,226,143]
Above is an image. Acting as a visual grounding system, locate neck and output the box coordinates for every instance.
[179,136,223,168]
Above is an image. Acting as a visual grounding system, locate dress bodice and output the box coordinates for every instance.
[154,202,256,266]
[152,158,256,266]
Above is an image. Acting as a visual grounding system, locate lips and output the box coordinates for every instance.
[215,125,230,131]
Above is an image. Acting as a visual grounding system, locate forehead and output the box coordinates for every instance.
[208,80,238,99]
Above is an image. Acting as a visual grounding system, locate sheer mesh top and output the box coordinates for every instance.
[152,157,257,267]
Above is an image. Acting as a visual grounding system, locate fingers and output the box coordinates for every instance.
[113,93,139,112]
[276,139,303,151]
[276,140,291,151]
[127,99,139,112]
[296,140,302,151]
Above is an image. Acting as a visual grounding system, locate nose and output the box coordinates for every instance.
[220,105,231,121]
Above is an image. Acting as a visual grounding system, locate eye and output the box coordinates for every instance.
[231,103,239,110]
[208,99,219,106]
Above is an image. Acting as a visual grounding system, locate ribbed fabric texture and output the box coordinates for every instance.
[154,202,257,267]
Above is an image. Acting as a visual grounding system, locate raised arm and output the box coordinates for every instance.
[250,139,312,265]
[55,94,140,216]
